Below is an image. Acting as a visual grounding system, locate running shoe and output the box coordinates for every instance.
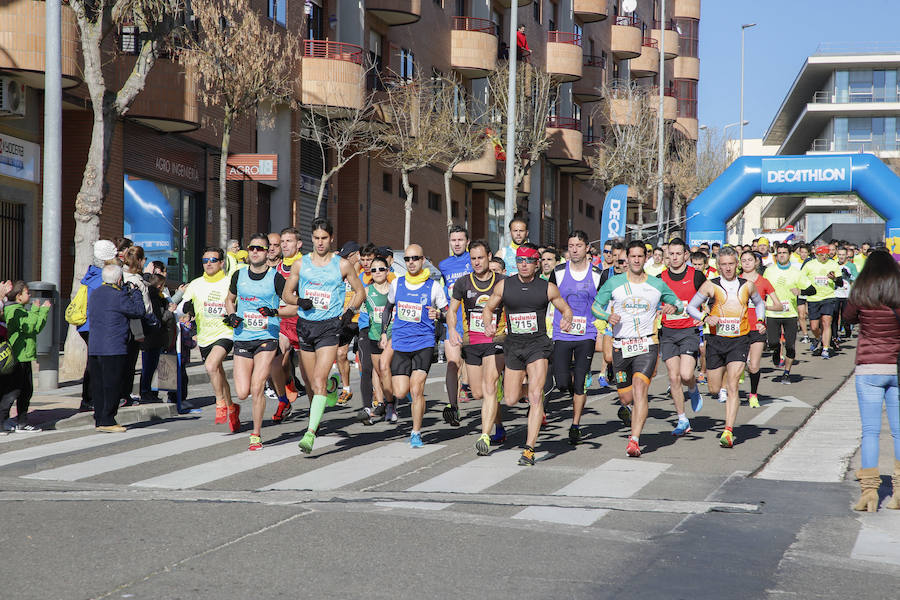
[821,348,831,359]
[626,438,641,457]
[568,425,582,445]
[781,371,792,385]
[298,431,316,454]
[812,346,823,357]
[584,373,594,390]
[410,431,424,448]
[1,419,15,433]
[689,388,704,413]
[442,404,461,427]
[718,389,728,404]
[214,405,227,425]
[617,404,632,427]
[264,386,278,401]
[748,393,760,409]
[719,429,735,448]
[672,418,692,436]
[385,403,398,423]
[357,407,376,426]
[286,379,299,403]
[272,400,292,423]
[15,423,40,432]
[518,446,536,466]
[778,359,785,369]
[696,372,707,384]
[337,389,352,406]
[801,335,810,344]
[248,434,262,451]
[227,403,241,433]
[809,338,820,353]
[596,375,610,389]
[490,425,507,444]
[372,402,386,418]
[458,383,473,403]
[475,433,491,456]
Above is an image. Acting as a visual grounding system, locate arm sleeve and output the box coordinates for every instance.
[686,292,707,321]
[432,283,449,309]
[274,273,286,298]
[800,284,816,296]
[693,270,707,289]
[229,271,240,295]
[591,279,614,321]
[751,291,766,321]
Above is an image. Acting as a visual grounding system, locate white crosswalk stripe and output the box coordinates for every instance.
[23,432,233,482]
[0,431,55,445]
[131,436,341,489]
[0,428,164,469]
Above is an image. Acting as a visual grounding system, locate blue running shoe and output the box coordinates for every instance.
[689,388,704,413]
[672,418,692,436]
[596,376,610,389]
[410,432,424,448]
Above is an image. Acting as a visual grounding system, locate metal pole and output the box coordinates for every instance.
[739,27,745,156]
[40,0,62,390]
[503,3,519,247]
[656,0,666,244]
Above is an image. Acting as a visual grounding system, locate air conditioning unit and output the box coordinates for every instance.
[0,78,26,117]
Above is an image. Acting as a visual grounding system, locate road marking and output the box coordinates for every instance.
[131,436,340,489]
[513,459,670,525]
[23,432,233,482]
[260,442,444,491]
[0,428,164,469]
[408,450,547,494]
[746,395,812,426]
[0,431,56,444]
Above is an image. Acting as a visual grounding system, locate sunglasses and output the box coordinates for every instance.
[603,249,612,254]
[404,255,423,262]
[248,245,267,252]
[371,267,389,273]
[201,258,220,264]
[516,257,537,264]
[616,259,626,264]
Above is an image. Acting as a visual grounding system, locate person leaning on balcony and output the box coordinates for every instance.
[516,25,530,62]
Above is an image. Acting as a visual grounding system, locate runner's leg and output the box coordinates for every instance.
[747,341,764,396]
[410,369,428,431]
[665,355,686,415]
[205,346,233,408]
[630,373,651,439]
[358,328,374,409]
[524,359,549,448]
[250,350,276,434]
[723,360,744,430]
[445,341,462,410]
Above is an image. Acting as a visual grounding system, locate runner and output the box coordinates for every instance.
[738,251,781,408]
[357,255,394,425]
[223,234,286,450]
[335,241,361,405]
[591,241,683,457]
[686,246,767,448]
[644,247,666,276]
[355,243,386,422]
[763,242,814,384]
[495,217,530,276]
[796,244,812,343]
[379,244,449,448]
[437,225,473,427]
[658,238,707,436]
[281,219,365,454]
[177,246,239,431]
[832,246,857,345]
[446,240,507,455]
[756,237,775,270]
[482,243,573,466]
[801,243,842,359]
[272,227,305,423]
[548,231,602,445]
[263,230,291,408]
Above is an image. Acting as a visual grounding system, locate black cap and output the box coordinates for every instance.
[338,241,360,258]
[375,246,392,259]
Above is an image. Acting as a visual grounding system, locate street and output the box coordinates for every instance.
[2,339,900,600]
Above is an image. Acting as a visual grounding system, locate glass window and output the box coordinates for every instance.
[834,70,849,103]
[307,2,323,40]
[428,191,441,212]
[487,195,504,251]
[382,172,392,193]
[674,18,698,58]
[848,117,871,142]
[534,0,540,22]
[401,48,415,81]
[585,203,595,219]
[268,0,286,25]
[849,70,874,102]
[675,79,697,118]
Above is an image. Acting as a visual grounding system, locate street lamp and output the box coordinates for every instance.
[740,23,757,156]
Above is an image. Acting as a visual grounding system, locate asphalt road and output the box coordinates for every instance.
[2,336,899,600]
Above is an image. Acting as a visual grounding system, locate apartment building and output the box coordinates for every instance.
[761,45,900,240]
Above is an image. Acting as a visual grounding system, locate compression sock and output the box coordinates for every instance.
[749,372,761,394]
[308,395,326,432]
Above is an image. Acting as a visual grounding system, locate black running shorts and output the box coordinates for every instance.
[705,334,749,370]
[296,317,342,353]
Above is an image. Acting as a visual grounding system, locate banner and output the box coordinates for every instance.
[760,156,852,195]
[599,184,628,249]
[226,154,278,181]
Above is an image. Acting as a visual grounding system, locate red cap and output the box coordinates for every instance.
[516,246,540,259]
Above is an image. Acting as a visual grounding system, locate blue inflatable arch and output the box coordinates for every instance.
[685,153,900,247]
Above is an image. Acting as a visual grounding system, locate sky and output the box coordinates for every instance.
[698,0,900,143]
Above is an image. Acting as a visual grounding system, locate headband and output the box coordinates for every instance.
[516,246,540,259]
[814,245,830,255]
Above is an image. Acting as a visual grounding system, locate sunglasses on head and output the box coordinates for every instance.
[248,245,267,252]
[516,256,537,264]
[404,255,423,262]
[201,258,220,264]
[371,267,389,272]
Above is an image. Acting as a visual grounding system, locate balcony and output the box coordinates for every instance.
[453,139,497,182]
[630,38,660,78]
[0,0,80,88]
[573,55,605,103]
[114,57,199,132]
[573,0,608,23]
[605,87,637,126]
[450,17,498,78]
[676,117,698,140]
[611,15,642,59]
[495,0,531,7]
[365,0,421,26]
[674,56,699,80]
[651,21,679,59]
[648,86,678,120]
[546,32,582,83]
[301,41,366,114]
[545,116,583,165]
[673,0,701,19]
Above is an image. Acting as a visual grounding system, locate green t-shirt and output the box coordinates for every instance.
[853,253,866,273]
[763,263,810,318]
[182,272,233,347]
[800,258,840,302]
[364,284,391,340]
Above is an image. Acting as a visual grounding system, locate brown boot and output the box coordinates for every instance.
[853,467,881,512]
[885,460,900,509]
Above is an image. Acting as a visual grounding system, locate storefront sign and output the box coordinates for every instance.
[154,156,200,183]
[0,134,40,183]
[226,154,278,181]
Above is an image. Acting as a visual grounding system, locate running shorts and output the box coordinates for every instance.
[807,299,836,320]
[463,342,504,366]
[659,326,700,362]
[199,338,233,361]
[612,344,658,392]
[364,336,384,356]
[797,297,807,306]
[705,334,749,370]
[747,329,767,345]
[234,339,277,358]
[339,323,359,347]
[390,346,434,376]
[280,316,300,350]
[296,317,342,353]
[503,335,552,371]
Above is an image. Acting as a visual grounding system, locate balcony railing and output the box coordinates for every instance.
[548,31,582,45]
[811,139,900,153]
[812,89,900,103]
[651,85,677,97]
[303,40,364,64]
[615,15,640,27]
[547,116,581,130]
[642,37,658,48]
[583,54,606,68]
[452,16,497,34]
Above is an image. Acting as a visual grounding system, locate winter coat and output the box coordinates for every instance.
[77,265,103,333]
[842,302,900,366]
[87,284,148,356]
[3,302,50,362]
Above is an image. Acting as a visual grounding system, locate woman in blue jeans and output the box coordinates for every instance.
[842,249,900,512]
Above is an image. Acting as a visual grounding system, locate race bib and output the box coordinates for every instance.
[509,312,538,334]
[781,301,791,312]
[243,311,268,331]
[717,317,741,337]
[303,288,332,311]
[469,311,496,334]
[372,305,385,323]
[621,336,650,358]
[569,316,587,336]
[397,300,422,323]
[814,275,829,287]
[203,300,226,317]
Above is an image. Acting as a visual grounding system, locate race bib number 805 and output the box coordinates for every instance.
[621,337,650,358]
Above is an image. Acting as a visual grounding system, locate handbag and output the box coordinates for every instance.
[152,352,179,392]
[891,308,900,381]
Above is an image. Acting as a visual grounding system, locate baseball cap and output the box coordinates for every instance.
[375,246,392,259]
[93,239,117,262]
[339,241,361,258]
[757,236,770,246]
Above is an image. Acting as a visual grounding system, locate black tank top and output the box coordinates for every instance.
[502,275,550,339]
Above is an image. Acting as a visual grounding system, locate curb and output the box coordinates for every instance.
[52,403,180,431]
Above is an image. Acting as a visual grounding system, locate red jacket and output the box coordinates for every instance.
[842,302,900,365]
[517,31,529,52]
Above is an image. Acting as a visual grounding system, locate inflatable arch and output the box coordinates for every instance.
[685,153,900,251]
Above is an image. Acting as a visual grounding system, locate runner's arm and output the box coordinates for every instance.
[685,283,711,322]
[446,298,463,346]
[748,281,766,322]
[481,279,504,337]
[342,258,366,311]
[591,279,614,321]
[281,257,301,306]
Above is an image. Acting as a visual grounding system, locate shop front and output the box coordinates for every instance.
[0,130,41,282]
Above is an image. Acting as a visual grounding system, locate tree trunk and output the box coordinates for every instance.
[443,168,454,233]
[218,110,233,249]
[315,176,327,218]
[401,169,413,248]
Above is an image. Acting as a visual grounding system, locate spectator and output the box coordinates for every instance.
[113,236,134,263]
[147,260,186,305]
[226,239,248,273]
[516,25,530,62]
[76,239,119,412]
[121,245,153,406]
[139,274,175,404]
[2,281,51,431]
[842,250,900,512]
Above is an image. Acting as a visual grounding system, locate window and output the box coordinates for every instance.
[534,0,540,22]
[674,18,698,58]
[585,203,595,219]
[848,117,872,143]
[549,1,558,31]
[368,31,385,91]
[578,199,583,214]
[307,2,323,39]
[675,79,697,118]
[268,0,286,26]
[456,0,465,15]
[400,48,415,81]
[849,70,874,102]
[428,191,441,212]
[451,200,460,218]
[382,172,392,193]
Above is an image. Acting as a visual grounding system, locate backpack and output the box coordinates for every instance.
[65,284,89,326]
[0,332,16,376]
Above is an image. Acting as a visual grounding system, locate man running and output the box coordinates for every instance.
[482,243,573,466]
[495,217,530,276]
[380,244,449,448]
[591,241,683,458]
[763,242,814,384]
[447,240,507,455]
[357,255,394,424]
[644,247,666,276]
[281,219,364,454]
[179,247,239,431]
[272,227,305,423]
[686,246,766,448]
[336,241,361,405]
[548,231,602,445]
[801,243,842,359]
[438,225,473,427]
[224,234,286,450]
[658,237,706,436]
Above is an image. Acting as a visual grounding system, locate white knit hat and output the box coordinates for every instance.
[93,239,117,262]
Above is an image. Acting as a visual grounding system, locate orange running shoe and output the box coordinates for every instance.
[272,400,292,423]
[228,403,241,433]
[214,405,227,425]
[626,438,641,457]
[248,434,262,451]
[286,379,299,403]
[337,389,352,406]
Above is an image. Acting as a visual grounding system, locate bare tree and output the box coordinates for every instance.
[376,70,446,247]
[179,0,299,247]
[62,0,182,377]
[668,126,732,237]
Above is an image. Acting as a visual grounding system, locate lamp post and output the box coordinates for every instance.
[740,23,757,156]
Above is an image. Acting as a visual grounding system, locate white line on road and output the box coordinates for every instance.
[746,395,812,426]
[0,428,164,469]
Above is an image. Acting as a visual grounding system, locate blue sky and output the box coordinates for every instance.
[698,0,900,141]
